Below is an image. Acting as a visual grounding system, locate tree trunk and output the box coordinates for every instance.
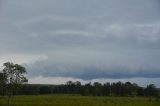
[7,94,11,106]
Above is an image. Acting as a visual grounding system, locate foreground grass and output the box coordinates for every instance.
[0,94,159,106]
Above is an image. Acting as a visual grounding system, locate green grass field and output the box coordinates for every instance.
[0,95,159,106]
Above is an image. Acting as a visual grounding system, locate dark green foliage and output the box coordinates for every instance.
[0,62,28,106]
[0,73,6,95]
[144,84,159,97]
[2,81,158,98]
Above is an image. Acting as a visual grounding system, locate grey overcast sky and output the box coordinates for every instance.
[0,0,160,86]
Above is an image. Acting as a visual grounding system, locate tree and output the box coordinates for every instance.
[144,84,158,97]
[93,82,103,96]
[103,82,111,96]
[0,72,6,95]
[74,81,81,94]
[1,62,28,106]
[81,82,92,96]
[124,82,132,96]
[0,72,5,85]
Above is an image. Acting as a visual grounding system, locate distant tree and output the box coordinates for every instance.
[137,87,145,96]
[93,82,102,96]
[115,82,123,96]
[66,81,73,85]
[0,72,5,85]
[103,82,111,96]
[66,81,75,93]
[75,81,82,94]
[75,81,81,86]
[111,82,116,96]
[1,62,28,106]
[0,72,6,95]
[144,84,158,97]
[81,82,92,96]
[124,82,132,96]
[39,85,52,94]
[130,83,138,97]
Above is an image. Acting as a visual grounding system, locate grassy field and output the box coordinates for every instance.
[0,95,160,106]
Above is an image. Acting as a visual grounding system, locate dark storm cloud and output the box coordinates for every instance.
[27,60,160,80]
[0,0,160,79]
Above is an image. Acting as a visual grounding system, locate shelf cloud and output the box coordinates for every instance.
[0,0,160,84]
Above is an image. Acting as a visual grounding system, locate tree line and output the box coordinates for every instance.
[1,81,159,97]
[0,62,159,99]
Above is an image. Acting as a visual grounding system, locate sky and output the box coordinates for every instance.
[0,0,160,87]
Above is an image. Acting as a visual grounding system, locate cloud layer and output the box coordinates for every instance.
[0,0,160,81]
